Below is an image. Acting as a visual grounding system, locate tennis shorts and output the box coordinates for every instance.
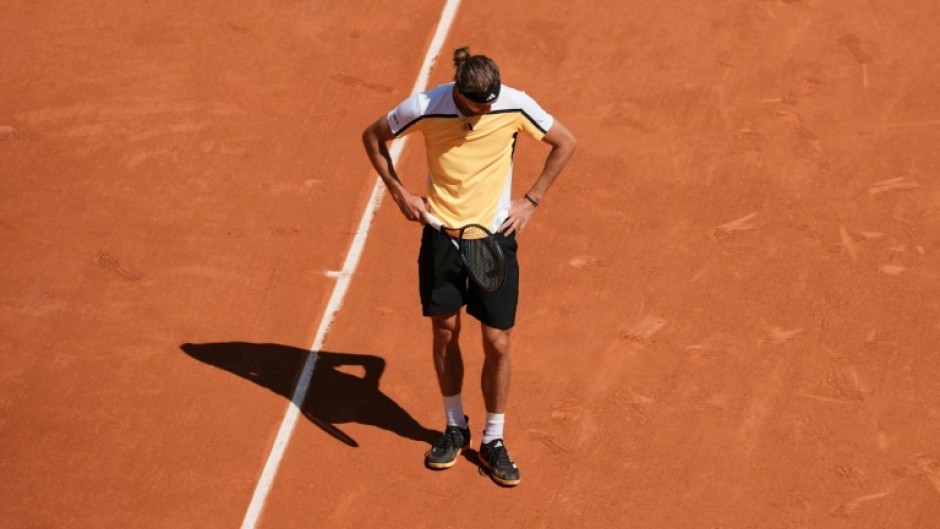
[418,225,519,330]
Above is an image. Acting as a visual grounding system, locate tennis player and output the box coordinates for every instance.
[361,47,576,486]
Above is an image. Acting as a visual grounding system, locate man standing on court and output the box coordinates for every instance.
[361,47,576,486]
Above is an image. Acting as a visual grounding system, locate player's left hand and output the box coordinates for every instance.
[499,197,537,236]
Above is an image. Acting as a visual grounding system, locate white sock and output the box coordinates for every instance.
[443,394,468,429]
[482,412,505,444]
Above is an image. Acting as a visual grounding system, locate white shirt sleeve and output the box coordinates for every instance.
[386,92,426,137]
[516,90,555,138]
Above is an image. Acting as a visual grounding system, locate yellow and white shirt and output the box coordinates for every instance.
[388,83,554,232]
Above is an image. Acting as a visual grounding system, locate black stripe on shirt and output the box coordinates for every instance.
[393,110,549,137]
[488,109,549,135]
[393,113,458,137]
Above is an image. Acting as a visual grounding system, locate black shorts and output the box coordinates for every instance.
[418,225,519,330]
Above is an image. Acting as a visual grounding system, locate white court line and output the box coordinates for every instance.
[239,1,462,528]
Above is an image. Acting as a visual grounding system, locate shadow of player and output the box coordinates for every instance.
[180,342,438,448]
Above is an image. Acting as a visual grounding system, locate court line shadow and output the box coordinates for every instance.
[180,342,439,448]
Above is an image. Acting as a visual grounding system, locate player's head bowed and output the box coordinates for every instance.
[453,47,501,104]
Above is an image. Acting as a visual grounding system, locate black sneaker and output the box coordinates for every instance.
[426,417,470,469]
[479,438,521,486]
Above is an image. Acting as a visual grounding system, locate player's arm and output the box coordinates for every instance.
[361,117,428,223]
[527,119,577,203]
[500,119,577,235]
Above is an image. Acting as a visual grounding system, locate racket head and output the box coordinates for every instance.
[457,224,506,292]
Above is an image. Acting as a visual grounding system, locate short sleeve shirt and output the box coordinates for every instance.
[387,83,554,231]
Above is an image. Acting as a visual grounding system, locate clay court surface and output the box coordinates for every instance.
[3,0,940,527]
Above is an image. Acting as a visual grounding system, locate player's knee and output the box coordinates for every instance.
[431,312,461,344]
[482,327,511,358]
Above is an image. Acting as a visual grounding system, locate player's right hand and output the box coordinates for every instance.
[393,191,430,224]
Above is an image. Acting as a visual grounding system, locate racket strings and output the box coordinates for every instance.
[459,230,505,291]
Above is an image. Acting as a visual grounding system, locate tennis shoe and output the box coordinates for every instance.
[479,438,521,486]
[426,417,470,469]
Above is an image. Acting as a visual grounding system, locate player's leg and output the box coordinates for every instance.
[425,311,471,469]
[480,323,511,414]
[466,232,522,485]
[432,311,464,398]
[478,323,521,486]
[419,224,470,422]
[419,225,471,469]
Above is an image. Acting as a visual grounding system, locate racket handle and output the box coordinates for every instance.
[424,212,459,249]
[424,212,445,232]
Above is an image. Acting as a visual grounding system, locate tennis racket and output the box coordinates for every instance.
[426,213,506,292]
